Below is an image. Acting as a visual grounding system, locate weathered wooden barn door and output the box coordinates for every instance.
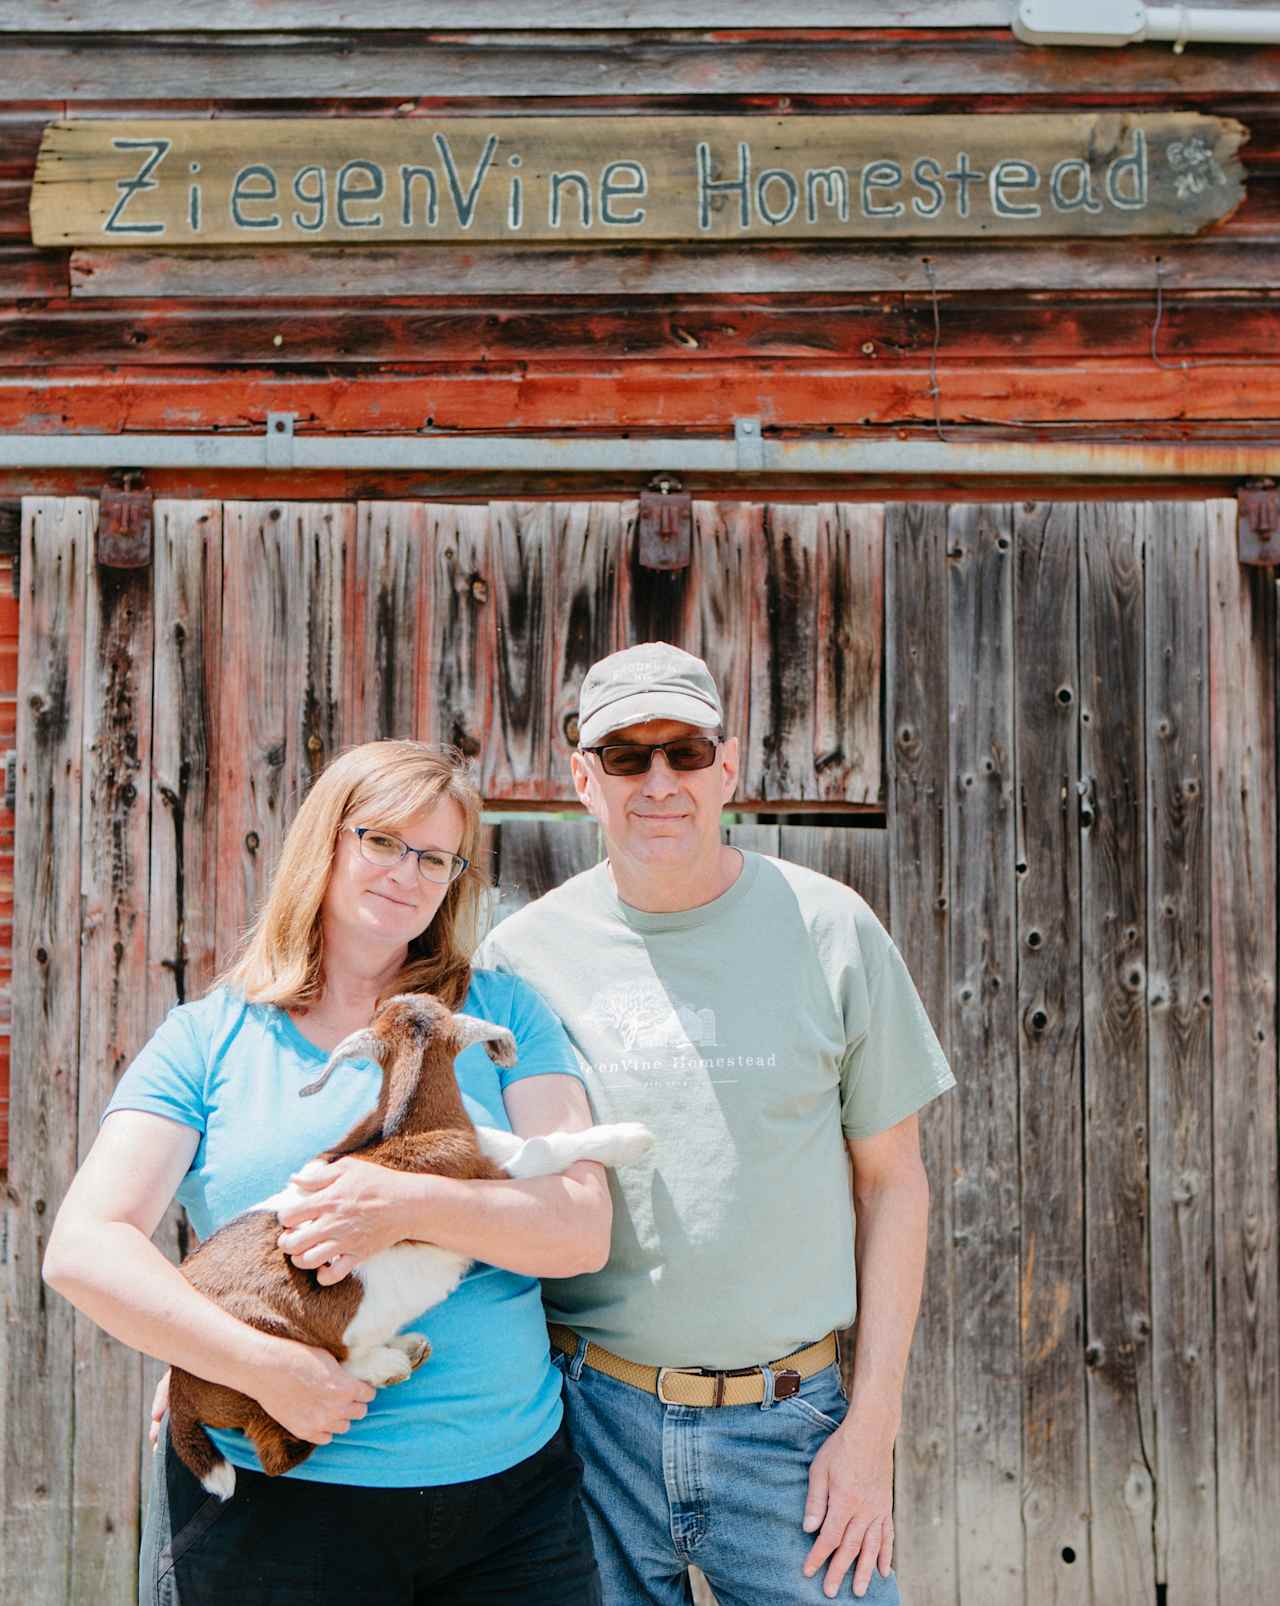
[6,496,1278,1606]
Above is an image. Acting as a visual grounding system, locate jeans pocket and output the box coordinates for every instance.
[780,1394,843,1434]
[779,1364,848,1434]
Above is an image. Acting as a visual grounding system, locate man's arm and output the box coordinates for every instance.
[802,1114,930,1599]
[276,1074,613,1281]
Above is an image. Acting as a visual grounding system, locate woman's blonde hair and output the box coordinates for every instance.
[218,740,488,1013]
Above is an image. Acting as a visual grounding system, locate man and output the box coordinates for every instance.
[476,642,955,1605]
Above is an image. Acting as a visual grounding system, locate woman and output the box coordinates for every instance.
[43,740,607,1605]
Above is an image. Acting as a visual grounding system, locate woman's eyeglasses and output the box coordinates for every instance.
[344,826,469,885]
[580,736,719,777]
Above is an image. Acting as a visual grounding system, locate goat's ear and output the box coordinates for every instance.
[299,1028,387,1097]
[452,1013,519,1069]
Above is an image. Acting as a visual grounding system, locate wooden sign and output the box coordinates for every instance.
[31,113,1246,248]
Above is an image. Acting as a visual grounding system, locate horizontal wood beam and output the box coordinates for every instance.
[0,3,1024,31]
[6,34,1280,100]
[5,291,1280,368]
[3,359,1280,433]
[67,237,1280,299]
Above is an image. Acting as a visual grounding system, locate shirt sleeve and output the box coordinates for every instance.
[497,974,586,1091]
[101,1002,210,1134]
[839,920,955,1140]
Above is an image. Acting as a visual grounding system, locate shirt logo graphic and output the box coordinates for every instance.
[585,983,718,1052]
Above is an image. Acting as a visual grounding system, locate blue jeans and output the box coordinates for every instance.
[552,1340,902,1605]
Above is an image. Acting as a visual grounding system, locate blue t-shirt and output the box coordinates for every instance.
[104,971,583,1488]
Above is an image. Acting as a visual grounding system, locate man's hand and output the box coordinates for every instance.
[801,1410,896,1598]
[276,1157,419,1285]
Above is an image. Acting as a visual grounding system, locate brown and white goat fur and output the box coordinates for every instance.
[167,992,651,1498]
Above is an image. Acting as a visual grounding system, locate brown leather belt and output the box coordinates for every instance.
[549,1323,838,1408]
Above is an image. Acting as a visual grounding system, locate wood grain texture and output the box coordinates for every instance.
[419,505,492,763]
[1013,502,1088,1606]
[11,35,1280,100]
[747,503,821,802]
[0,3,1025,30]
[71,514,154,1606]
[32,114,1243,247]
[213,503,296,965]
[488,815,600,926]
[69,238,1280,299]
[1207,498,1280,1601]
[4,497,90,1606]
[485,501,555,800]
[549,501,629,773]
[947,503,1022,1606]
[1144,501,1217,1601]
[885,501,956,1606]
[286,503,353,800]
[142,499,221,1510]
[349,501,429,744]
[1078,503,1156,1606]
[13,291,1280,371]
[815,503,883,806]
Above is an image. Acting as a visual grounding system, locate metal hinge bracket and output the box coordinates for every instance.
[1239,479,1280,566]
[638,475,693,571]
[266,411,297,468]
[735,417,766,471]
[98,471,153,569]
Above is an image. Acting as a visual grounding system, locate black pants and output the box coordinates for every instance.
[142,1417,601,1605]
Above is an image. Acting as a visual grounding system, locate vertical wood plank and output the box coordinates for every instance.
[725,821,778,856]
[72,510,154,1606]
[486,502,555,800]
[777,823,889,928]
[1013,503,1088,1606]
[1208,498,1280,1601]
[420,505,492,764]
[143,501,222,1511]
[689,503,754,747]
[1145,502,1217,1602]
[745,504,820,803]
[947,502,1022,1606]
[349,502,427,745]
[3,497,91,1606]
[488,816,601,926]
[1079,503,1157,1606]
[886,501,956,1606]
[550,502,627,776]
[815,503,884,807]
[289,504,352,800]
[215,503,294,966]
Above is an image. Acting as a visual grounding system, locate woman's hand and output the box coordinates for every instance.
[247,1338,376,1445]
[276,1157,422,1286]
[149,1369,170,1449]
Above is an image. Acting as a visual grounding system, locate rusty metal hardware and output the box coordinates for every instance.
[1238,479,1280,567]
[98,472,154,569]
[0,501,19,598]
[638,475,692,571]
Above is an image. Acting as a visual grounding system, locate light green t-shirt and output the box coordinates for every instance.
[476,849,954,1369]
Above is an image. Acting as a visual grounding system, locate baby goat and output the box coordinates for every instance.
[167,992,651,1498]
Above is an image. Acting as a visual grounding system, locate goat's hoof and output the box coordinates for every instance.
[393,1332,432,1372]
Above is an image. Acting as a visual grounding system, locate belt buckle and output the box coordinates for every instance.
[655,1366,699,1405]
[773,1368,802,1400]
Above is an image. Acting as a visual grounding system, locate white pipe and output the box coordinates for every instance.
[1014,1,1280,47]
[0,430,1275,478]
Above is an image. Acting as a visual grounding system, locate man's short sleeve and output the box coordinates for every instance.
[496,974,586,1091]
[839,924,955,1140]
[102,1002,210,1134]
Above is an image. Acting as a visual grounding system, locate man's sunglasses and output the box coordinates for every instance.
[580,736,719,777]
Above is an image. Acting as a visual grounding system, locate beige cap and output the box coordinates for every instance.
[577,642,724,747]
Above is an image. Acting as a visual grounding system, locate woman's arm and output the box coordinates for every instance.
[277,1074,613,1283]
[44,1110,374,1444]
